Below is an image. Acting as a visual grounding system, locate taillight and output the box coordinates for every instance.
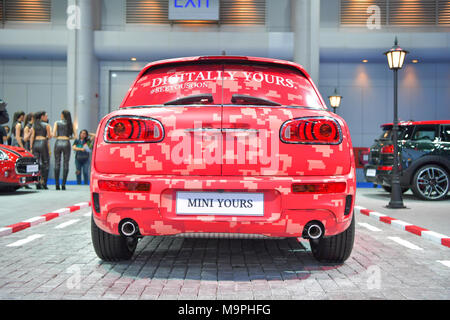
[104,116,164,143]
[280,117,342,144]
[292,182,346,194]
[380,145,394,154]
[98,180,151,192]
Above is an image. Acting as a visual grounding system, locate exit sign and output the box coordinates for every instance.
[168,0,220,21]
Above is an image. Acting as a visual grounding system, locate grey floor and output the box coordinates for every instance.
[355,188,450,236]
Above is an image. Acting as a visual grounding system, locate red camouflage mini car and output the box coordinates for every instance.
[0,145,40,192]
[90,56,356,263]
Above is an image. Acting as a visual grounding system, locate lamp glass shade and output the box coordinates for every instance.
[385,49,407,70]
[329,95,342,108]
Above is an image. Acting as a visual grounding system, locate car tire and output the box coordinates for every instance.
[91,215,138,261]
[411,164,449,201]
[0,186,20,192]
[309,214,355,264]
[382,186,409,193]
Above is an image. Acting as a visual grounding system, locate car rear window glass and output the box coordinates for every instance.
[379,125,413,140]
[121,62,323,108]
[222,64,322,107]
[123,63,224,108]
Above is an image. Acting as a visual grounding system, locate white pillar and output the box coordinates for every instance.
[291,0,320,84]
[67,0,98,133]
[66,0,77,124]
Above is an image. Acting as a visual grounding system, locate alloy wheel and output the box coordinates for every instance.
[415,166,449,200]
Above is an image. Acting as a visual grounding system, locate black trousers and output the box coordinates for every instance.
[33,140,49,186]
[54,140,71,186]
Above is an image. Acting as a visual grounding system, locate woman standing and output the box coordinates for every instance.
[21,112,35,190]
[72,129,94,185]
[11,111,25,148]
[31,111,52,190]
[23,112,34,151]
[3,126,12,145]
[53,110,75,190]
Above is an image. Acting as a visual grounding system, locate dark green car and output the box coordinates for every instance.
[365,120,450,201]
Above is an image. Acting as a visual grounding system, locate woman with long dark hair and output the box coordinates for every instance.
[73,129,95,185]
[30,111,52,189]
[23,112,34,151]
[11,110,25,148]
[52,110,75,190]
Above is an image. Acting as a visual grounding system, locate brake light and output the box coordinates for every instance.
[377,166,392,171]
[105,116,164,143]
[98,180,151,192]
[199,56,248,60]
[280,117,341,144]
[292,182,346,194]
[381,145,394,154]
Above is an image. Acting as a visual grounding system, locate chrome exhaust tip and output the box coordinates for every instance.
[120,220,138,237]
[304,222,324,240]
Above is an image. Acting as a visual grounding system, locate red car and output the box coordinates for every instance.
[0,145,40,191]
[91,56,356,263]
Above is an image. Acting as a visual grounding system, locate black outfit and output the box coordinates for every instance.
[0,126,6,145]
[54,120,72,189]
[33,122,50,189]
[0,100,8,125]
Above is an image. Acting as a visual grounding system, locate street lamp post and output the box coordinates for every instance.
[384,37,408,209]
[328,88,342,114]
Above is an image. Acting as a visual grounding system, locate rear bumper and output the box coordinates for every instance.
[91,173,356,238]
[364,164,411,187]
[364,164,389,185]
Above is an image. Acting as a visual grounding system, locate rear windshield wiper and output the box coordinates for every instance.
[164,94,214,106]
[231,94,281,106]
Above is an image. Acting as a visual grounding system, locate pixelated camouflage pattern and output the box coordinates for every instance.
[91,56,356,239]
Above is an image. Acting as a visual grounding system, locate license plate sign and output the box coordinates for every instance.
[176,192,264,216]
[366,169,376,177]
[26,164,39,173]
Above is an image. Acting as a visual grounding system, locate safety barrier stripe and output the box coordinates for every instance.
[354,205,450,248]
[0,202,91,237]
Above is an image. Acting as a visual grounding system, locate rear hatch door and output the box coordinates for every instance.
[221,63,351,176]
[95,63,224,176]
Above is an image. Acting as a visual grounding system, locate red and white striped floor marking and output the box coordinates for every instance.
[0,202,91,237]
[355,205,450,248]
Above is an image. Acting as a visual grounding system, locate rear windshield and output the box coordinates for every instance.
[121,63,323,108]
[379,125,414,140]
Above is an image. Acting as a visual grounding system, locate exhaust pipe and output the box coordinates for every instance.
[120,220,138,237]
[304,222,323,240]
